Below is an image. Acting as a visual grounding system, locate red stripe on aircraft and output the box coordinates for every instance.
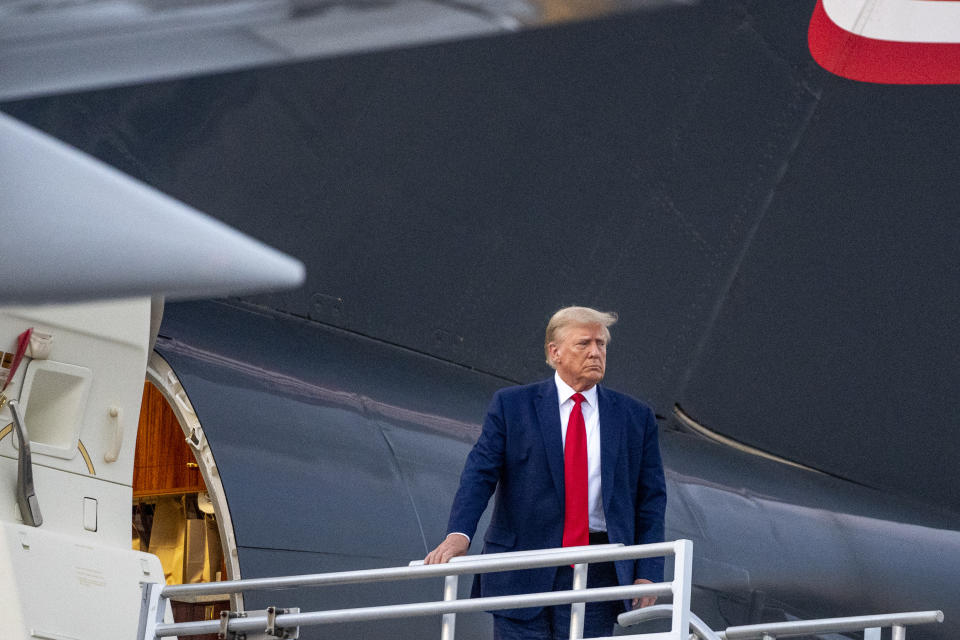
[808,0,960,84]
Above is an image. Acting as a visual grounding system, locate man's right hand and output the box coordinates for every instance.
[424,533,469,564]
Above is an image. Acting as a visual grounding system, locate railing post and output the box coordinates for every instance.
[671,540,692,640]
[892,624,907,640]
[864,627,880,640]
[568,563,588,640]
[441,574,459,640]
[136,582,164,640]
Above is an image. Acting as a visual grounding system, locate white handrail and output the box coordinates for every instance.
[618,604,944,640]
[718,610,944,639]
[140,539,693,640]
[144,540,943,640]
[162,541,676,598]
[619,604,722,640]
[407,542,626,640]
[141,540,945,640]
[156,583,669,637]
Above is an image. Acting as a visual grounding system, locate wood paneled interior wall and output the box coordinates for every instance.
[134,381,206,497]
[171,602,230,640]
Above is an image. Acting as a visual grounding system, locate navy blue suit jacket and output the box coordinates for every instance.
[446,378,666,619]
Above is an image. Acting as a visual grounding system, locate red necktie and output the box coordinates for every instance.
[562,393,589,547]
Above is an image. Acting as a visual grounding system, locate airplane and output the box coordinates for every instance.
[1,0,958,638]
[0,109,306,639]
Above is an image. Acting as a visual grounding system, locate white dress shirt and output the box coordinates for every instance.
[554,371,606,532]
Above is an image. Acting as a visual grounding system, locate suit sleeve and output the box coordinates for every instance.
[445,392,507,543]
[634,406,667,583]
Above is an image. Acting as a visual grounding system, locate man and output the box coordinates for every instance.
[425,306,666,639]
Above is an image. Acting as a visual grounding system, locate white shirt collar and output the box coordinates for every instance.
[554,371,598,407]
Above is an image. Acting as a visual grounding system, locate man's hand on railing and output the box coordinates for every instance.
[425,533,470,564]
[632,578,657,610]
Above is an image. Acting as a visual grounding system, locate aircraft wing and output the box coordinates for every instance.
[0,112,304,304]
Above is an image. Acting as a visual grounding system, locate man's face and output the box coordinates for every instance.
[549,323,607,392]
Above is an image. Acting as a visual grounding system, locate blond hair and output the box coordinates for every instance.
[544,306,618,367]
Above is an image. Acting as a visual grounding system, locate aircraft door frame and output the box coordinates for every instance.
[145,351,244,613]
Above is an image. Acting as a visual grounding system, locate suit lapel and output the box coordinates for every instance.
[535,378,565,503]
[597,385,622,517]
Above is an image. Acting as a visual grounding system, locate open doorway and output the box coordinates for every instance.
[133,353,242,635]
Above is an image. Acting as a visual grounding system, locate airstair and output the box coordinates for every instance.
[136,539,943,640]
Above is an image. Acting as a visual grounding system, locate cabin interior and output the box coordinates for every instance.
[133,381,229,636]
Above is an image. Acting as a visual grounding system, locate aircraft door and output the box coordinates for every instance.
[133,352,241,636]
